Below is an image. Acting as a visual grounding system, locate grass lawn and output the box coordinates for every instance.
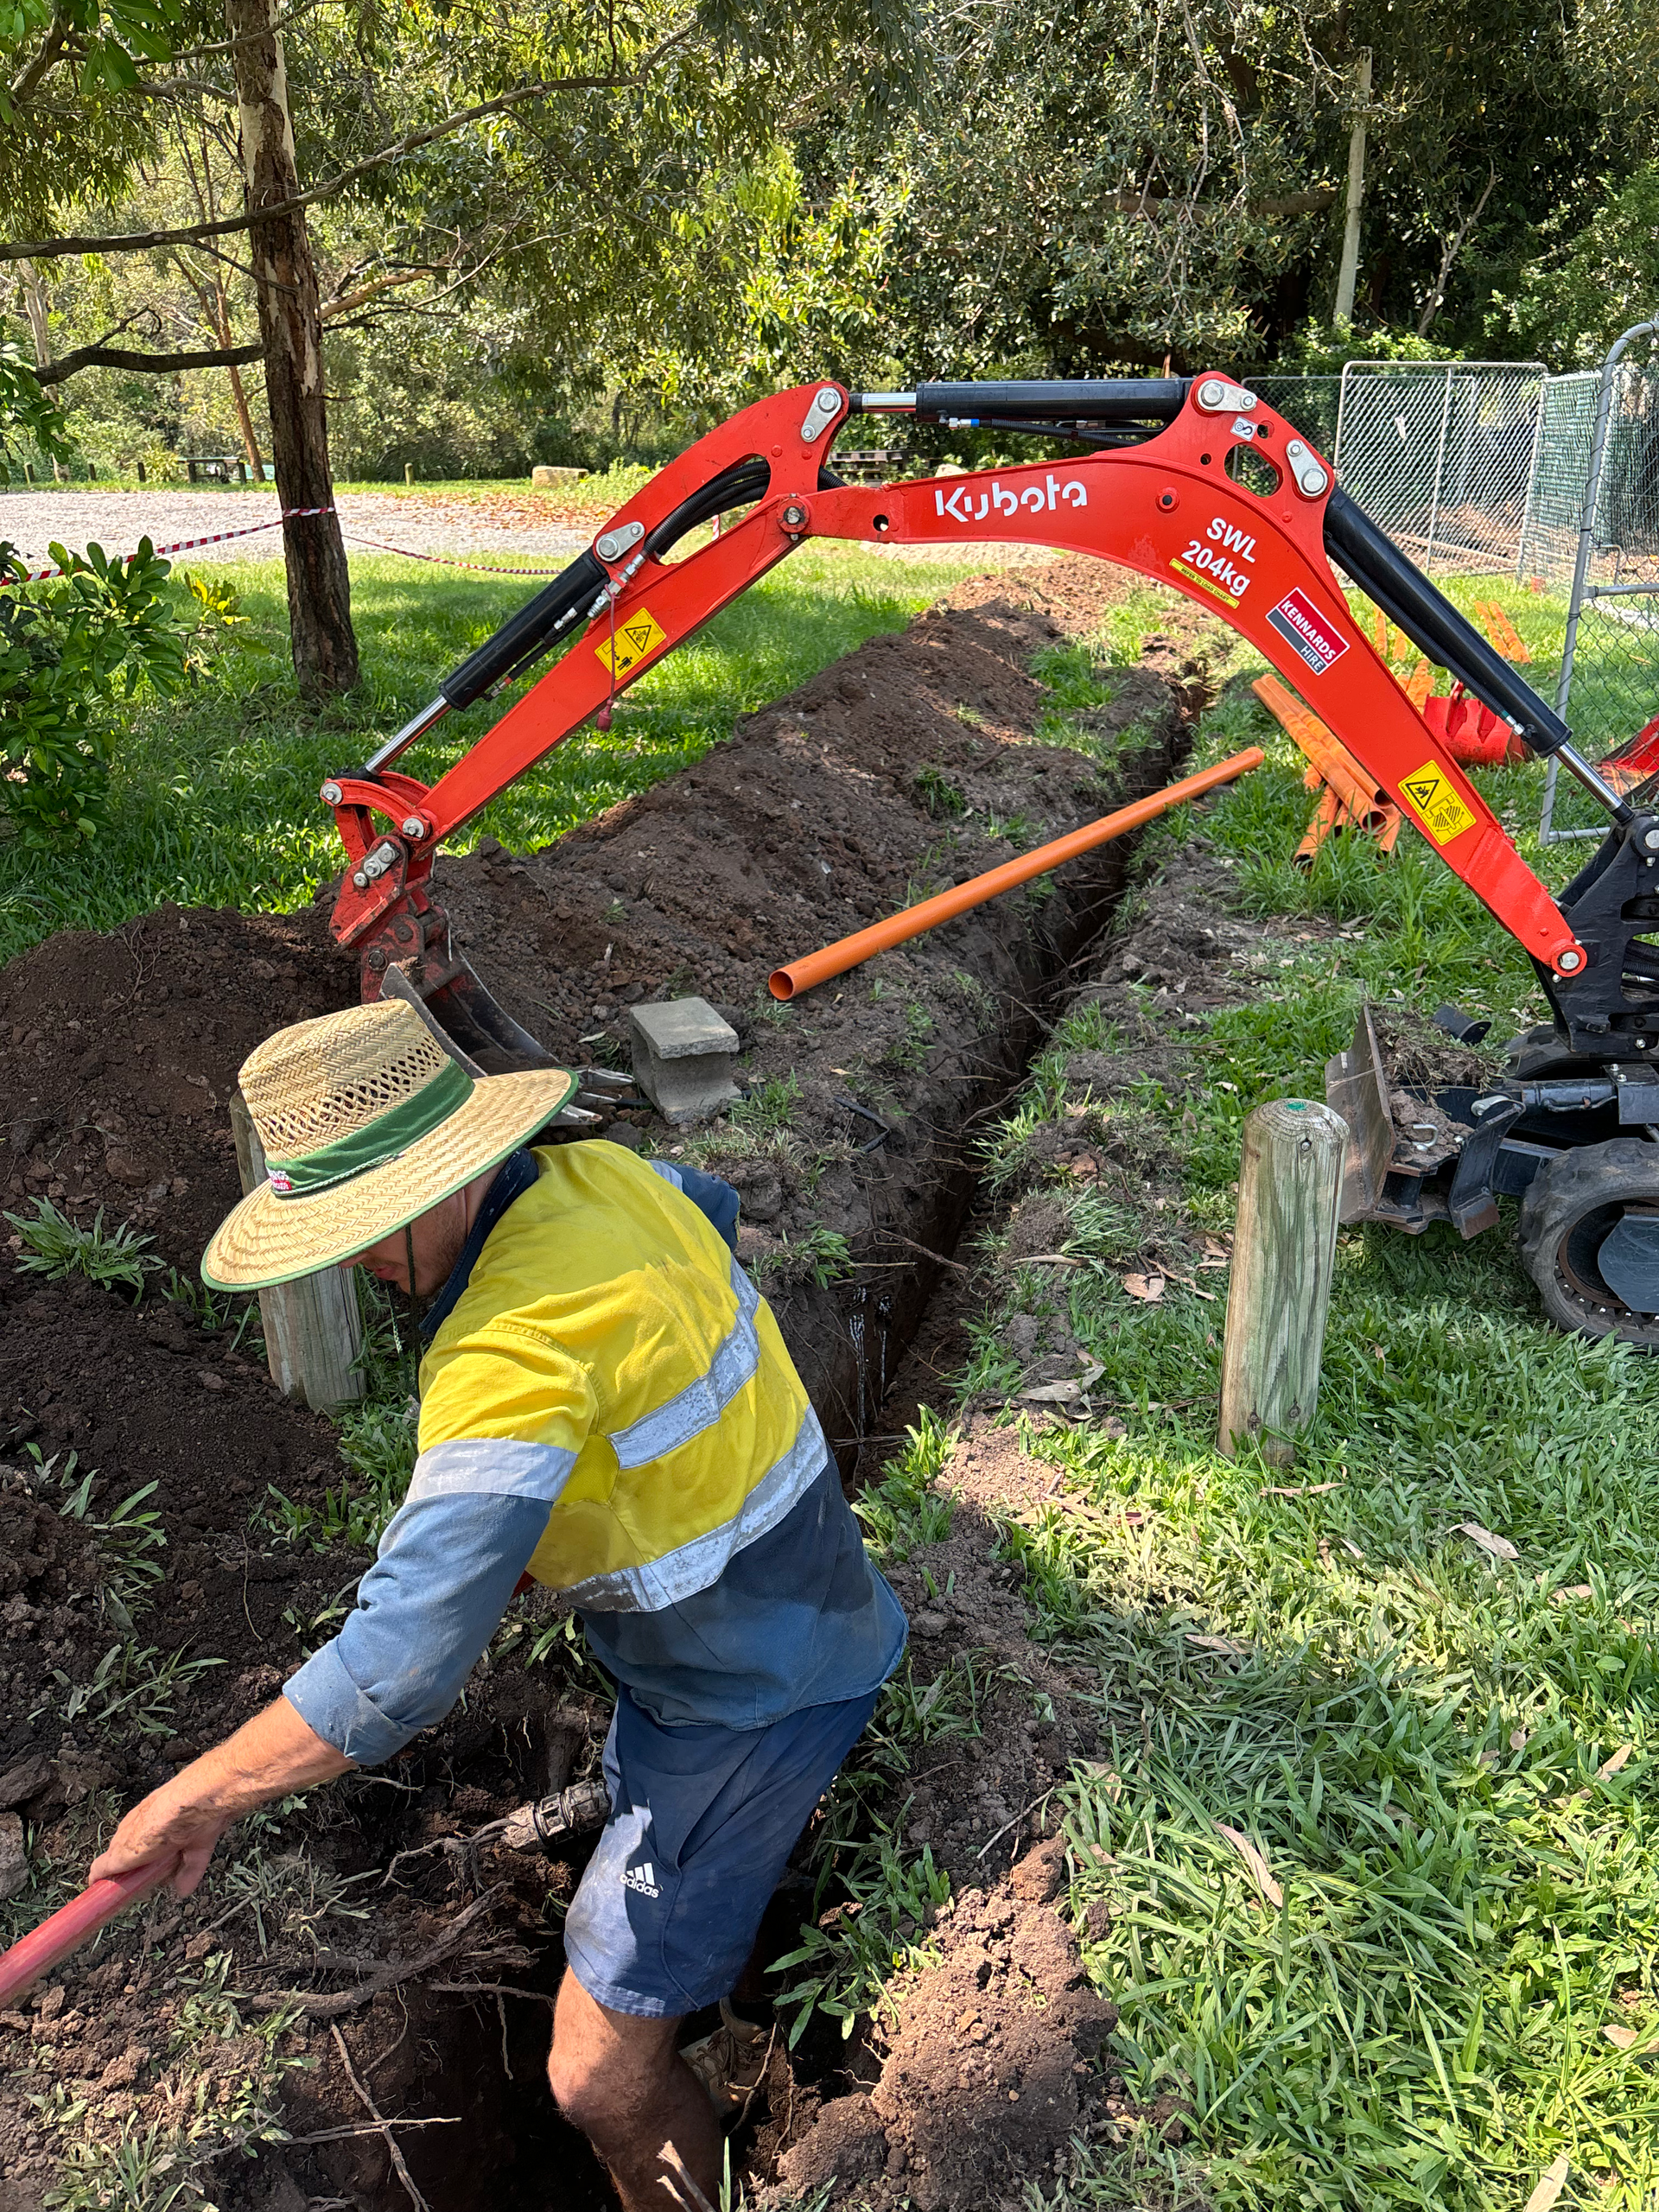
[848,587,1659,2209]
[0,541,975,967]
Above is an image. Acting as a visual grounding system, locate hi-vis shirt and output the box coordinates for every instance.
[283,1145,905,1764]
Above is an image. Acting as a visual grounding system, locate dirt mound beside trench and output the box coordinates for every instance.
[779,1836,1117,2210]
[0,903,354,1272]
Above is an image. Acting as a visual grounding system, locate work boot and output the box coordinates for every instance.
[679,1997,771,2120]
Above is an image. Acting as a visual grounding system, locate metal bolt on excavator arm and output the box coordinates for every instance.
[319,375,1659,1340]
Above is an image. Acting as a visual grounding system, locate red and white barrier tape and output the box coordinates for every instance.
[1,505,334,584]
[2,508,572,586]
[339,531,569,577]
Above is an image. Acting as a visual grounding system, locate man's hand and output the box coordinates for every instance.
[91,1694,354,1897]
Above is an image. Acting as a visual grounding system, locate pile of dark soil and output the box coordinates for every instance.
[0,555,1228,2212]
[0,1268,353,1781]
[0,905,353,1271]
[778,1836,1128,2211]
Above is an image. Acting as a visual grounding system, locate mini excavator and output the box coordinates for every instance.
[319,375,1659,1345]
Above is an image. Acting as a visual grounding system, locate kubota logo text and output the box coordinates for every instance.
[934,474,1089,524]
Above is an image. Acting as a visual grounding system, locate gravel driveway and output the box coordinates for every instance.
[0,485,1064,576]
[0,486,589,572]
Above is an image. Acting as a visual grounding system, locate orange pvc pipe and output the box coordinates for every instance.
[769,747,1265,1001]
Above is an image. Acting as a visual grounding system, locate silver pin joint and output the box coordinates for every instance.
[801,386,842,442]
[594,519,645,563]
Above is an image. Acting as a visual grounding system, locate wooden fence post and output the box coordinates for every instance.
[230,1091,366,1413]
[1218,1097,1347,1466]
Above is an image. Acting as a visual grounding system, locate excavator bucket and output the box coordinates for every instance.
[375,958,554,1077]
[372,963,633,1135]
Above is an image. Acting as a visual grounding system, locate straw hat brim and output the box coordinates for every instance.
[202,1065,578,1290]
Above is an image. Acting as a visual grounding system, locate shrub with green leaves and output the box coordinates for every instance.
[0,537,190,844]
[0,340,68,484]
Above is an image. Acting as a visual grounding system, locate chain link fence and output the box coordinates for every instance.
[1247,347,1659,845]
[1334,361,1548,575]
[1249,362,1547,575]
[1540,323,1659,839]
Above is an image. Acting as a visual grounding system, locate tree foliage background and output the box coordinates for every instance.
[2,0,1657,480]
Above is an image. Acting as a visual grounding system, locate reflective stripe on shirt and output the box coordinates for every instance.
[405,1435,577,1503]
[604,1261,760,1471]
[563,1401,830,1613]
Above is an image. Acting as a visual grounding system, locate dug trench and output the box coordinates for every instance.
[0,559,1231,2212]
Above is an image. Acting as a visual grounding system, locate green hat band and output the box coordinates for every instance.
[265,1057,474,1198]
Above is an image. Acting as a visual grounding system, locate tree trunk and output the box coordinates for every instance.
[214,278,267,478]
[17,259,51,366]
[225,0,358,696]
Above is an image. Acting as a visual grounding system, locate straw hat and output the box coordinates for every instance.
[202,1000,575,1289]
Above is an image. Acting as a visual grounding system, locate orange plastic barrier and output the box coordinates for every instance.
[1596,711,1659,795]
[1421,693,1528,766]
[1473,600,1532,663]
[768,748,1264,1001]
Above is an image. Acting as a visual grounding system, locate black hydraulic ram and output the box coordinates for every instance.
[362,456,846,774]
[1321,491,1632,825]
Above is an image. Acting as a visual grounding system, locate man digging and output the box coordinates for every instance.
[88,1000,907,2209]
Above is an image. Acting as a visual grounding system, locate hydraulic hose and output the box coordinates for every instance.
[908,379,1189,423]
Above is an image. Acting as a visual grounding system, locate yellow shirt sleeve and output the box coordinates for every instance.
[418,1316,598,1458]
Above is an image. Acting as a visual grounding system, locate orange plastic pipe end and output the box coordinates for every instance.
[769,746,1265,1001]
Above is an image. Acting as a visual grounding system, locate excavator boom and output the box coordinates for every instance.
[326,374,1617,1012]
[317,374,1659,1343]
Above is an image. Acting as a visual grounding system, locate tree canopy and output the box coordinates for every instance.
[3,0,1656,482]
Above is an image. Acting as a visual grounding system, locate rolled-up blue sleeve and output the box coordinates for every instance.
[283,1438,576,1765]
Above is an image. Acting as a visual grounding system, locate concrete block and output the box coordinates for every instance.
[531,464,588,486]
[629,997,741,1125]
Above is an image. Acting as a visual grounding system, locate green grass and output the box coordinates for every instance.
[0,542,976,966]
[943,644,1659,2209]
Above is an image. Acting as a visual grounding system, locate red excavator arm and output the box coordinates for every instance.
[323,374,1658,1071]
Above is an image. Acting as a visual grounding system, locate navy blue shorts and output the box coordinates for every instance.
[561,1683,880,2018]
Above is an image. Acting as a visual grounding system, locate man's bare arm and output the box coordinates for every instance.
[90,1696,353,1897]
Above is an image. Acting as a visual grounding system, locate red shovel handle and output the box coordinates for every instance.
[0,1855,180,2007]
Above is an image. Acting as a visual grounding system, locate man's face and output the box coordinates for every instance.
[346,1192,468,1298]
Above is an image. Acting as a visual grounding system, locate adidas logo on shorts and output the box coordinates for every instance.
[622,1859,662,1898]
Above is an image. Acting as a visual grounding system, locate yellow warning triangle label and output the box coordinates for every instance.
[595,604,668,677]
[1400,758,1478,846]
